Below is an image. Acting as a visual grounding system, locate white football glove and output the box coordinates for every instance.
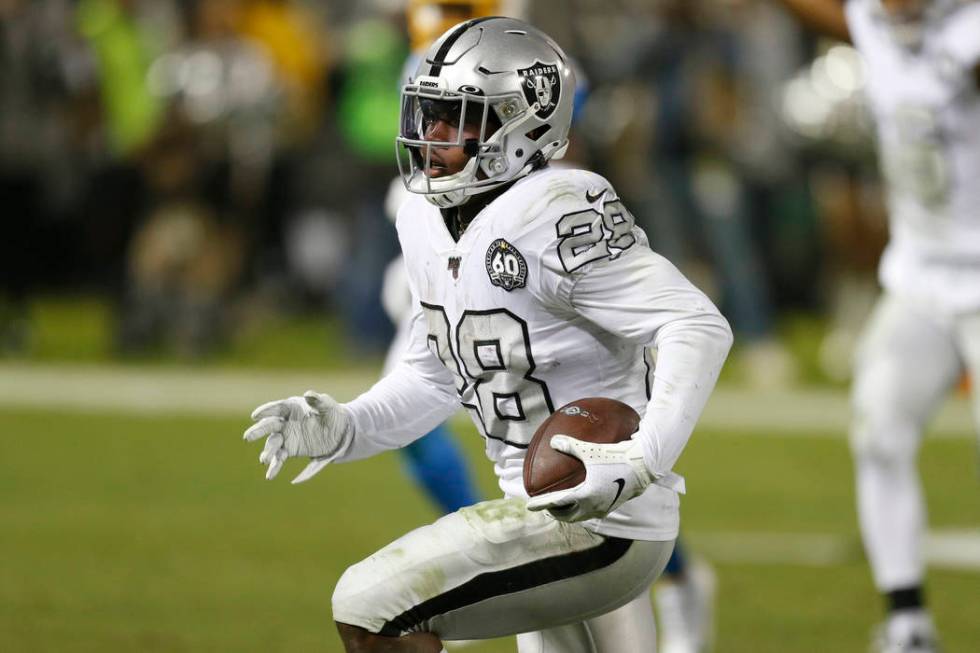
[526,435,672,522]
[242,390,353,482]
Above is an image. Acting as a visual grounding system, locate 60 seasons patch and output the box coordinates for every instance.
[485,239,527,291]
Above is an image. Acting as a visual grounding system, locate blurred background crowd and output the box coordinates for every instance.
[0,0,890,385]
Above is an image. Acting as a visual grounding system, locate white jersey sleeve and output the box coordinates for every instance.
[339,306,460,462]
[514,175,732,484]
[566,246,733,480]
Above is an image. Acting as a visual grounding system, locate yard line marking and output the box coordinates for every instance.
[699,387,975,439]
[0,363,974,438]
[2,363,976,571]
[688,529,980,572]
[0,363,376,417]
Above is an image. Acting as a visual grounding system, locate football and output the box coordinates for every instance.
[523,397,640,497]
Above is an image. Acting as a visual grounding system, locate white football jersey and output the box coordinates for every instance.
[384,166,729,541]
[847,0,980,313]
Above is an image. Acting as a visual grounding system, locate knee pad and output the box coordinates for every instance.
[849,409,919,468]
[849,359,925,466]
[331,559,388,632]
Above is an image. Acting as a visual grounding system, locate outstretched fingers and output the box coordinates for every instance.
[263,443,289,480]
[243,416,284,442]
[258,433,284,465]
[266,450,288,480]
[250,399,291,421]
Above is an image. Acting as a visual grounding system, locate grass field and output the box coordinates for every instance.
[2,401,978,652]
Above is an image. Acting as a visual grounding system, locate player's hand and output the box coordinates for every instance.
[525,436,655,522]
[243,391,353,482]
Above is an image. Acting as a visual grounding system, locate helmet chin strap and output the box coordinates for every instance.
[426,189,468,209]
[424,147,556,208]
[422,153,483,208]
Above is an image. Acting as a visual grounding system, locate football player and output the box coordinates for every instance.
[777,1,980,651]
[400,5,717,650]
[244,17,732,652]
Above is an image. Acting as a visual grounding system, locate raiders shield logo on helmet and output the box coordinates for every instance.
[485,239,527,291]
[518,61,561,120]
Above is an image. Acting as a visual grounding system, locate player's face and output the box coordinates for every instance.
[422,119,480,178]
[418,99,485,178]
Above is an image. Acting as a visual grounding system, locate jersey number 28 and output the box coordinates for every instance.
[421,304,554,448]
[556,198,637,272]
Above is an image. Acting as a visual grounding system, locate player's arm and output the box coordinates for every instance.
[342,309,461,460]
[775,0,851,42]
[529,232,732,522]
[570,247,733,482]
[243,307,460,483]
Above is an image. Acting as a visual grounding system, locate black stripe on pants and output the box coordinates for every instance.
[378,536,633,637]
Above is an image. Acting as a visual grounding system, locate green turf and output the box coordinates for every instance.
[1,408,977,652]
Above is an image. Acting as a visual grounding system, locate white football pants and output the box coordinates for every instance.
[850,293,980,591]
[332,497,674,651]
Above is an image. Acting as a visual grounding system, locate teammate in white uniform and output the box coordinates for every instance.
[243,17,732,652]
[778,1,980,651]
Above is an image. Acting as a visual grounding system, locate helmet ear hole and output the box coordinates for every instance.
[525,124,551,141]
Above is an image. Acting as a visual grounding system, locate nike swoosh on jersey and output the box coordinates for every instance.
[585,188,605,204]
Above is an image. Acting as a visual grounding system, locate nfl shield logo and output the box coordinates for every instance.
[447,256,461,280]
[518,61,561,120]
[485,239,527,291]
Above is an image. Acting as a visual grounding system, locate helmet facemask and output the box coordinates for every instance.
[396,81,542,208]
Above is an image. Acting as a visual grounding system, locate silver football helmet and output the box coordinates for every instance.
[396,17,576,208]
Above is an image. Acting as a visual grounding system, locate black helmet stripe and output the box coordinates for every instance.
[427,16,500,77]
